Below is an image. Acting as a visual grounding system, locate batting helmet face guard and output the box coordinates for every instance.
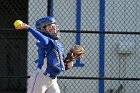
[35,16,60,40]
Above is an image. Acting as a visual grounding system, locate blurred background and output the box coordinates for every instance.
[0,0,140,93]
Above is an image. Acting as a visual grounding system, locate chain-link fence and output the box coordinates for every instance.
[0,0,140,93]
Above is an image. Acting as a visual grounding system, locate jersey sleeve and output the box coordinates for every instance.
[28,27,49,46]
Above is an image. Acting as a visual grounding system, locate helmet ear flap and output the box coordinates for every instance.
[36,27,46,32]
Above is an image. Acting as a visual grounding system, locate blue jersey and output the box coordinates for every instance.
[28,27,65,76]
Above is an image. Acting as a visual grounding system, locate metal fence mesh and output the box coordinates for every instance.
[0,0,140,93]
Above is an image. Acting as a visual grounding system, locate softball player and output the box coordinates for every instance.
[15,16,74,93]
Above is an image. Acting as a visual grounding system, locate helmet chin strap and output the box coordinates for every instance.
[45,29,60,40]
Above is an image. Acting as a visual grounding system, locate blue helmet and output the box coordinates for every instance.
[35,16,56,32]
[35,16,60,40]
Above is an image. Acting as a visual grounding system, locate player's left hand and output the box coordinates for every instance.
[64,45,85,70]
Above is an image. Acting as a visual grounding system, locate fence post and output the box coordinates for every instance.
[99,0,105,93]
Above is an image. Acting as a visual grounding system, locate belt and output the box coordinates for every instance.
[43,72,56,79]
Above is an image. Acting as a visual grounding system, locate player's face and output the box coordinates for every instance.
[45,24,58,34]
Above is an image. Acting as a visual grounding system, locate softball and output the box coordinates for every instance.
[14,20,23,27]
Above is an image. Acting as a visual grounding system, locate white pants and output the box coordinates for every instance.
[27,70,60,93]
